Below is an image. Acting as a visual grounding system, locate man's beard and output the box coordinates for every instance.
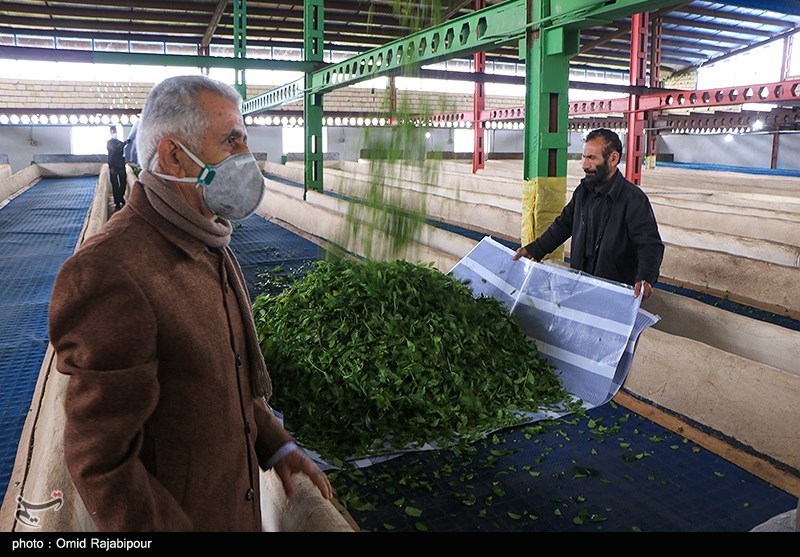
[584,161,610,186]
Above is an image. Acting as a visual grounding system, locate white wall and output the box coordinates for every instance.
[0,126,72,173]
[658,133,773,169]
[775,133,800,171]
[490,130,524,153]
[246,126,283,163]
[328,126,451,161]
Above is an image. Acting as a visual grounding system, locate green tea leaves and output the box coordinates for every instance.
[253,257,570,462]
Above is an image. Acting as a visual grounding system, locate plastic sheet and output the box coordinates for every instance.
[449,236,660,408]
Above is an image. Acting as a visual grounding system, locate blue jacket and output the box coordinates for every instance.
[524,169,664,286]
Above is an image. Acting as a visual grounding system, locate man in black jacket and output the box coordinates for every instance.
[513,128,664,301]
[106,126,129,210]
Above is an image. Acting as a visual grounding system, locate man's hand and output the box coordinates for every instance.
[512,247,531,261]
[634,280,653,300]
[273,448,333,501]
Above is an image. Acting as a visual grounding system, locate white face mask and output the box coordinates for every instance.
[154,140,265,221]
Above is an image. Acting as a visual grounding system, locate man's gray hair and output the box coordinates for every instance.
[137,75,243,172]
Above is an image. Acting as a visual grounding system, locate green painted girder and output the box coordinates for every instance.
[234,0,247,99]
[243,0,525,114]
[304,0,325,194]
[242,0,685,115]
[244,79,305,114]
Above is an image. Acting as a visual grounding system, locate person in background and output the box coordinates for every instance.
[49,75,331,532]
[513,128,664,301]
[106,125,129,210]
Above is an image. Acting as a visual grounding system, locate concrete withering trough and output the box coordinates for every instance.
[259,159,800,499]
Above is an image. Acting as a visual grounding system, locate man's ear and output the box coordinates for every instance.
[609,150,621,166]
[155,138,187,178]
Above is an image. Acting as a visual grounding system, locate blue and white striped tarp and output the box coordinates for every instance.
[449,236,659,409]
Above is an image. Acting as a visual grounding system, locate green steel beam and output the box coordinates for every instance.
[523,26,576,182]
[243,0,685,114]
[304,0,325,195]
[239,0,684,204]
[233,0,247,99]
[521,2,577,255]
[307,0,527,94]
[243,0,526,114]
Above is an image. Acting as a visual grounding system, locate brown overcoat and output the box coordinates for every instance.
[48,182,292,531]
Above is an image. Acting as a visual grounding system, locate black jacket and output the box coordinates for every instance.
[107,137,126,169]
[524,169,664,286]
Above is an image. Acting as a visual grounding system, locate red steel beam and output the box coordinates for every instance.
[625,12,649,185]
[646,15,663,162]
[432,79,800,123]
[472,0,486,174]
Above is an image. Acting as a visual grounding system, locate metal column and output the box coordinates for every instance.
[645,14,662,169]
[233,0,247,99]
[772,33,794,169]
[521,2,577,260]
[473,0,487,173]
[625,12,648,185]
[199,45,210,75]
[388,76,397,124]
[304,0,325,195]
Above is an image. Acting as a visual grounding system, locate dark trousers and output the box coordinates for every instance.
[109,166,127,208]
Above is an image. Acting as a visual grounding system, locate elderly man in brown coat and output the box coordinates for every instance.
[48,75,332,531]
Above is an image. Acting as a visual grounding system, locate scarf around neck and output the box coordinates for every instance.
[138,170,272,399]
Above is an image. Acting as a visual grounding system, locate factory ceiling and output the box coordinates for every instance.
[1,1,799,78]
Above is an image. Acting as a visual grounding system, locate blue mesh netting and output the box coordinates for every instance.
[330,401,798,532]
[229,214,327,301]
[0,176,96,504]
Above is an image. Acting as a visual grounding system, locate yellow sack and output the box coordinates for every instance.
[521,176,566,263]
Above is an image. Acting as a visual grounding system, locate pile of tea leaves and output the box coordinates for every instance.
[253,256,575,464]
